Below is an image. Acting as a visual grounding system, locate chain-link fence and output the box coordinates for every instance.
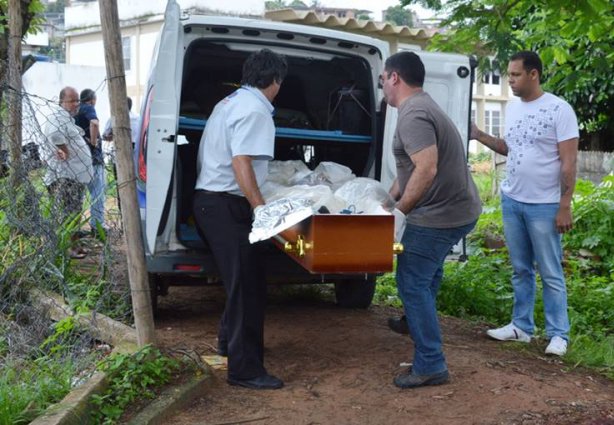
[0,61,133,423]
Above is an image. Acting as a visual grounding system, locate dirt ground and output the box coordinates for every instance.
[154,285,614,425]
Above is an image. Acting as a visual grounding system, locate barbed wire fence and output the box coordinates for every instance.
[0,59,133,419]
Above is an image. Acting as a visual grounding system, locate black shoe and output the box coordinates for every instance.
[227,374,284,390]
[74,230,90,239]
[393,368,449,389]
[217,345,228,357]
[388,315,410,335]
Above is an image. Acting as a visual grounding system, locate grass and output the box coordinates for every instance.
[0,357,76,425]
[0,176,130,424]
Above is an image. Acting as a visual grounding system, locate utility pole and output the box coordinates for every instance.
[7,0,23,188]
[98,0,155,346]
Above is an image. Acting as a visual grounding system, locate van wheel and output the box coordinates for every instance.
[148,273,160,317]
[334,276,376,309]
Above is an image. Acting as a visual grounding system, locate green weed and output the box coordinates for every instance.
[91,345,180,424]
[375,177,614,379]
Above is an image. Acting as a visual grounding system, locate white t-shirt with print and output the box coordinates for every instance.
[501,92,578,204]
[195,86,275,196]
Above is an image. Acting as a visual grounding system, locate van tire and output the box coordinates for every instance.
[334,276,376,309]
[148,273,160,316]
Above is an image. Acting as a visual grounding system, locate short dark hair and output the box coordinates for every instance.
[79,88,96,103]
[241,48,288,89]
[127,96,133,111]
[384,51,425,87]
[510,51,542,78]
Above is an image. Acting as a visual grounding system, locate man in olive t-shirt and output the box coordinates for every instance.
[381,51,481,389]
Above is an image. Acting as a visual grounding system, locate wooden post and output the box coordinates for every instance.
[7,0,23,187]
[98,0,155,346]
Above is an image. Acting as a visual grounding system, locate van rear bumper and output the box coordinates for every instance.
[145,248,378,284]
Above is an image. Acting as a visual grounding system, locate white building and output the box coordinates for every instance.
[64,0,264,111]
[471,64,514,153]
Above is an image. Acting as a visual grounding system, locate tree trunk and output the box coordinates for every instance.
[99,0,155,346]
[7,0,23,187]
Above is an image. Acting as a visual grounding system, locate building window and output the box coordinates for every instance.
[491,69,500,85]
[122,36,131,71]
[485,110,502,137]
[481,70,500,85]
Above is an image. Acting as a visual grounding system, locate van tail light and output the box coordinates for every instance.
[173,264,203,272]
[138,87,154,183]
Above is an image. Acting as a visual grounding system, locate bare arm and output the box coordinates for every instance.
[556,137,578,233]
[471,122,509,156]
[395,145,438,214]
[56,144,69,160]
[89,119,100,147]
[232,155,265,209]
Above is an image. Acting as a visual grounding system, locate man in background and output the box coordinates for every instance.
[102,97,141,213]
[43,86,93,258]
[75,88,106,236]
[102,96,141,150]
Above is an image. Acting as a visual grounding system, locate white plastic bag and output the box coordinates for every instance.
[295,161,355,189]
[334,177,395,214]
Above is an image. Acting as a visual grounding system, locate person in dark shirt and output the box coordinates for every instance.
[381,51,481,388]
[75,88,106,236]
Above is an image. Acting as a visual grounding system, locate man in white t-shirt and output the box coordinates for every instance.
[102,96,141,158]
[193,49,287,390]
[472,51,579,356]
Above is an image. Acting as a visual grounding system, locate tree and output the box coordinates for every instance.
[265,0,287,11]
[0,0,44,107]
[384,5,413,26]
[0,0,44,90]
[45,0,64,14]
[289,0,307,7]
[402,0,614,150]
[0,0,43,163]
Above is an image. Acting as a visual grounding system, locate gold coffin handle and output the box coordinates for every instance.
[393,242,404,254]
[274,234,311,258]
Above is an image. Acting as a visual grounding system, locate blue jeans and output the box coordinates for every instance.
[396,221,476,375]
[87,163,106,229]
[501,193,569,340]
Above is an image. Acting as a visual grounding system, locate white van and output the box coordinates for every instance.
[136,1,474,310]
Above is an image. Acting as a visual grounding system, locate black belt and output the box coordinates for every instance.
[196,189,244,199]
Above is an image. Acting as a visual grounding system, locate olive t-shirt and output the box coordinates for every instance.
[393,91,481,228]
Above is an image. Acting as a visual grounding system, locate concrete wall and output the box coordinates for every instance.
[67,20,160,108]
[21,62,110,146]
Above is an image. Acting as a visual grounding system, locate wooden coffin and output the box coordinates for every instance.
[272,214,402,274]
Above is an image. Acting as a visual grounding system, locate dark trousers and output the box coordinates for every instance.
[47,178,85,224]
[193,190,268,380]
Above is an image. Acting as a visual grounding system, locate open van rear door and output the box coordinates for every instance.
[380,51,473,189]
[144,0,183,254]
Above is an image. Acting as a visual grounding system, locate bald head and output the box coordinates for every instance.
[59,86,79,115]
